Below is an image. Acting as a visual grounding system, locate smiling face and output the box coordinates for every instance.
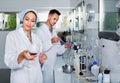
[22,11,37,31]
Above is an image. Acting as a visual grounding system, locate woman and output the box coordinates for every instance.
[4,9,46,83]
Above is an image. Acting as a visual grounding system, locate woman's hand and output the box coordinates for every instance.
[39,52,47,64]
[17,50,37,64]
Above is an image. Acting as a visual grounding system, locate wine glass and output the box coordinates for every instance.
[25,43,39,68]
[28,43,39,55]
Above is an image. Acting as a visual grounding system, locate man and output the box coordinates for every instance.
[35,9,71,83]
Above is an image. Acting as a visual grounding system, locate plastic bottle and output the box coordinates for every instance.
[103,67,110,83]
[98,73,103,83]
[91,61,99,77]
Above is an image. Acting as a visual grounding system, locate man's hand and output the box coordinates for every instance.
[51,37,60,43]
[39,52,47,64]
[64,42,71,48]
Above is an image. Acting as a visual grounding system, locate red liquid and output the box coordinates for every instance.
[29,52,37,55]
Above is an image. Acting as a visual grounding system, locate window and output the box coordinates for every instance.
[0,13,4,30]
[99,0,119,32]
[99,0,120,41]
[0,12,19,30]
[0,12,43,30]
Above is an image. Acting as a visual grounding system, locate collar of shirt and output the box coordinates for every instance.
[44,23,53,33]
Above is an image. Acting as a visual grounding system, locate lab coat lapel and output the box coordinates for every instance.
[43,24,52,39]
[42,24,53,52]
[17,28,31,47]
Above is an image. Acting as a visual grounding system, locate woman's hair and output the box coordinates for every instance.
[18,9,39,23]
[24,11,37,21]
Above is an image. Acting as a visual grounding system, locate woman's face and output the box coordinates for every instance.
[23,12,36,31]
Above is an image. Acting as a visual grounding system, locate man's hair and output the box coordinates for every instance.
[49,9,61,16]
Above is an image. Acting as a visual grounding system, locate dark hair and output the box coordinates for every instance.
[49,9,61,16]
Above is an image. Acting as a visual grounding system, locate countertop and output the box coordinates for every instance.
[54,55,98,83]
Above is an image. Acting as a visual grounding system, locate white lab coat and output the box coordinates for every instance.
[4,28,43,83]
[35,24,66,83]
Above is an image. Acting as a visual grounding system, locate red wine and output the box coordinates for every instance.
[29,52,37,55]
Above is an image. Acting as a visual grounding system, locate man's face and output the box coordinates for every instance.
[48,13,59,26]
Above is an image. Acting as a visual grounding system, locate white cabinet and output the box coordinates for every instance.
[99,38,120,82]
[54,68,72,83]
[54,56,72,83]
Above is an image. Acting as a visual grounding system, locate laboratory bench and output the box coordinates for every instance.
[54,55,97,83]
[54,46,120,83]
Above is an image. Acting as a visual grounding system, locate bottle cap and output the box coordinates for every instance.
[104,66,110,74]
[93,61,97,65]
[104,66,110,70]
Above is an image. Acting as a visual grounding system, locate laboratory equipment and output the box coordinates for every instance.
[62,64,75,74]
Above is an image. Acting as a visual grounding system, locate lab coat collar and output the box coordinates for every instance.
[44,23,53,33]
[17,27,32,47]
